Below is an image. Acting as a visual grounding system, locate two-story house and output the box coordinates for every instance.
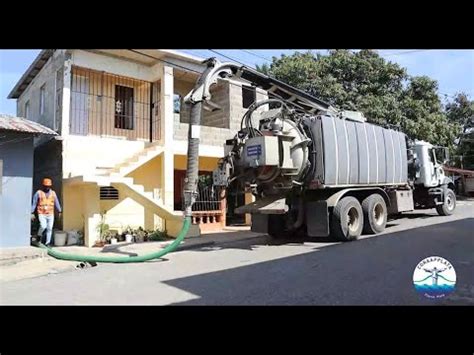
[8,49,266,246]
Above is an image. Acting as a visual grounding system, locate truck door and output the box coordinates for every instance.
[429,148,439,185]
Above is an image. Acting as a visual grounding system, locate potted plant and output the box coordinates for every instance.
[134,227,146,243]
[116,230,125,242]
[77,229,85,246]
[109,231,118,245]
[148,229,169,242]
[95,210,109,247]
[123,226,134,243]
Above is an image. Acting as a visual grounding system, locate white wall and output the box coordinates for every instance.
[71,50,159,82]
[62,135,146,178]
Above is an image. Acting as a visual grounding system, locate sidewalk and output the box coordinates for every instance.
[0,247,48,266]
[0,227,263,283]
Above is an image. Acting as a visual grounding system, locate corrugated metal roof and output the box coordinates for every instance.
[0,114,58,135]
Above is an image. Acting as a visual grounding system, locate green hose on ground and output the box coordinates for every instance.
[37,217,191,263]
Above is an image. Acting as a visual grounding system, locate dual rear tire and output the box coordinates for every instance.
[331,194,387,241]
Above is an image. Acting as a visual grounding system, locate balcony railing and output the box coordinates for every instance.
[70,66,160,142]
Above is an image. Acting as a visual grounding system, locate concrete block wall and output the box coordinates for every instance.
[179,81,231,129]
[173,114,234,146]
[17,51,67,139]
[174,79,268,147]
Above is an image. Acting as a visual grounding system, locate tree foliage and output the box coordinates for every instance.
[257,50,467,151]
[445,93,474,168]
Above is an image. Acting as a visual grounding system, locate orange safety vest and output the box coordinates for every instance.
[37,190,57,215]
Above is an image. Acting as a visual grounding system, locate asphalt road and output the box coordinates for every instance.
[1,203,473,305]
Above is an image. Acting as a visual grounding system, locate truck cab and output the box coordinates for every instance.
[411,140,455,215]
[412,140,449,188]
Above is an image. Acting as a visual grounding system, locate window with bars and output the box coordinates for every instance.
[70,66,157,141]
[114,85,134,130]
[100,186,119,200]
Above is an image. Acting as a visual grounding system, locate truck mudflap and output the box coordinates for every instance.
[235,196,288,215]
[306,201,330,237]
[251,214,269,234]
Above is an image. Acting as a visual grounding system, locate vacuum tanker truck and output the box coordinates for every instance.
[184,58,456,241]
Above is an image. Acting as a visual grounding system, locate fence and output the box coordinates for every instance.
[181,175,226,230]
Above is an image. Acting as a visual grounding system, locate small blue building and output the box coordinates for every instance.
[0,114,57,248]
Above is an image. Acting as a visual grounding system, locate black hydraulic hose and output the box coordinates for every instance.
[183,102,203,217]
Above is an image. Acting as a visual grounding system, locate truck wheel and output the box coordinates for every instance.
[331,196,364,241]
[436,189,456,216]
[361,194,387,234]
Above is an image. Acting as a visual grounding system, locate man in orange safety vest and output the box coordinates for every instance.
[31,178,62,246]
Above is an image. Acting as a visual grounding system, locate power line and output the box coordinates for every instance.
[241,50,273,63]
[208,49,257,68]
[129,50,294,105]
[132,49,466,117]
[379,50,429,57]
[183,50,216,60]
[129,49,203,75]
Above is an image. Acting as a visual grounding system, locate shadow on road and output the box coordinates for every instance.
[390,212,437,220]
[163,218,474,305]
[100,243,138,257]
[188,209,462,253]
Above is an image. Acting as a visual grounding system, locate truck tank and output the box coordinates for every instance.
[305,115,408,188]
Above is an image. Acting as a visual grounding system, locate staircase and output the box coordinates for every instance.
[65,142,200,238]
[96,143,165,178]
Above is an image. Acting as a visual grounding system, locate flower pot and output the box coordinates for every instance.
[110,238,118,245]
[66,231,80,245]
[94,241,106,248]
[125,234,133,243]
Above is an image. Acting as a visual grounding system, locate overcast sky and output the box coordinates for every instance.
[1,49,473,116]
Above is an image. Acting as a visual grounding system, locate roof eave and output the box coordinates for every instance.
[7,49,55,99]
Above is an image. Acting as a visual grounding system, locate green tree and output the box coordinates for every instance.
[445,93,474,168]
[258,50,460,149]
